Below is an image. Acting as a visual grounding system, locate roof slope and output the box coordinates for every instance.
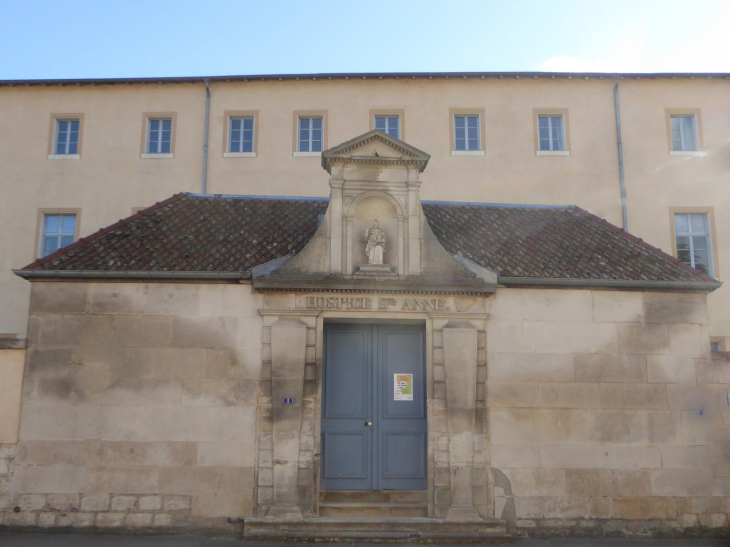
[21,193,714,286]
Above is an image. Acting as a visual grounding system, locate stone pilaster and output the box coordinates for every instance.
[442,321,480,521]
[268,318,308,519]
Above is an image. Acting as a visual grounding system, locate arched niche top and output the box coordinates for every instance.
[346,190,405,219]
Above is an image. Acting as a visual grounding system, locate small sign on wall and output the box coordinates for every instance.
[394,374,413,401]
[283,398,294,405]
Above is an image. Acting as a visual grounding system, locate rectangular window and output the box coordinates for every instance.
[711,342,721,353]
[41,214,76,258]
[454,115,479,151]
[538,115,565,151]
[670,115,697,151]
[298,117,323,152]
[374,115,400,139]
[147,118,172,154]
[55,119,80,155]
[229,117,254,153]
[674,213,712,276]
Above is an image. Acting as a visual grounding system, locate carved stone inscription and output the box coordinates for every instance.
[301,295,451,312]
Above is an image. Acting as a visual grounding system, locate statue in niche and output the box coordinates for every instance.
[364,220,386,265]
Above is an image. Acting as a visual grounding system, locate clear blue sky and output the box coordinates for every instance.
[2,0,729,80]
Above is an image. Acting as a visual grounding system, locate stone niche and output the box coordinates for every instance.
[262,130,493,290]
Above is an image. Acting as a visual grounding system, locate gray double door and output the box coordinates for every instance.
[321,323,427,490]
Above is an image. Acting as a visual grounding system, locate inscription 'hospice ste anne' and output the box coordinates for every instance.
[305,296,450,311]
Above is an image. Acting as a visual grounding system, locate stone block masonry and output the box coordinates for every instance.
[487,288,730,537]
[1,282,263,533]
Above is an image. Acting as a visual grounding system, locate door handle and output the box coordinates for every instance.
[365,421,372,426]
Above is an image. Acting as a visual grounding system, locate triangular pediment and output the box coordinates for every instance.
[322,130,430,173]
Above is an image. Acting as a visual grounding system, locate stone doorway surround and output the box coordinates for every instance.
[254,292,492,521]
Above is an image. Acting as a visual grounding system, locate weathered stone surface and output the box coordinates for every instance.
[125,512,153,527]
[490,445,541,469]
[193,493,252,518]
[122,348,207,379]
[14,464,86,493]
[490,288,593,322]
[651,469,723,497]
[489,352,575,384]
[543,496,591,518]
[181,379,258,407]
[574,354,646,383]
[18,494,46,511]
[502,469,565,496]
[206,349,262,380]
[566,469,652,497]
[25,348,73,377]
[82,466,158,494]
[197,442,255,467]
[695,359,730,384]
[139,495,162,510]
[592,291,644,323]
[514,497,544,518]
[80,493,109,511]
[41,315,114,347]
[164,495,191,511]
[139,284,200,316]
[487,382,539,408]
[647,354,696,384]
[86,441,196,467]
[616,323,669,355]
[611,497,677,519]
[116,316,172,348]
[159,466,253,496]
[96,512,125,527]
[539,383,599,409]
[111,495,137,511]
[29,283,88,315]
[46,493,79,511]
[89,284,139,314]
[643,292,708,325]
[540,445,661,470]
[172,317,237,349]
[523,321,617,354]
[599,384,668,409]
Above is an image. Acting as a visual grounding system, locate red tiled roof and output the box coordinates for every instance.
[23,193,713,285]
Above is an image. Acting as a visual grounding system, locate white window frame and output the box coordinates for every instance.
[670,114,698,152]
[54,118,80,155]
[374,115,400,139]
[227,116,255,156]
[40,213,77,259]
[453,114,480,152]
[297,116,323,153]
[146,117,173,155]
[674,212,713,276]
[538,115,565,152]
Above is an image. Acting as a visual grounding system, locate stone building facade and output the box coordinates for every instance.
[1,132,728,538]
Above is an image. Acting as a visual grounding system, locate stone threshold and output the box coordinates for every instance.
[242,517,511,541]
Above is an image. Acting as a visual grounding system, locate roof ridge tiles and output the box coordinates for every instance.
[23,192,188,270]
[572,206,717,283]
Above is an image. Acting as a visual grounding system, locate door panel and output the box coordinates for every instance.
[376,326,427,490]
[321,325,372,489]
[322,323,426,491]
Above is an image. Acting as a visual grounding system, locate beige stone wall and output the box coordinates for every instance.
[1,281,263,531]
[2,77,728,346]
[0,349,25,443]
[487,287,730,532]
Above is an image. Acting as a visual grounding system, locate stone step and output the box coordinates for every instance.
[319,503,428,518]
[242,517,511,541]
[320,489,429,503]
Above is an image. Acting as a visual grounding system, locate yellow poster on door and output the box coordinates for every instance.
[394,373,413,401]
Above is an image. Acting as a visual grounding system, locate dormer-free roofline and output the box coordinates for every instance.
[2,71,730,88]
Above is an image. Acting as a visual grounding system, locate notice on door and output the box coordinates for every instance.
[394,374,413,401]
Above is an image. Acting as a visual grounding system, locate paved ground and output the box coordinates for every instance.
[0,535,728,547]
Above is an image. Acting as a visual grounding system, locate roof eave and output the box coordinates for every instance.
[498,277,721,291]
[13,270,252,281]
